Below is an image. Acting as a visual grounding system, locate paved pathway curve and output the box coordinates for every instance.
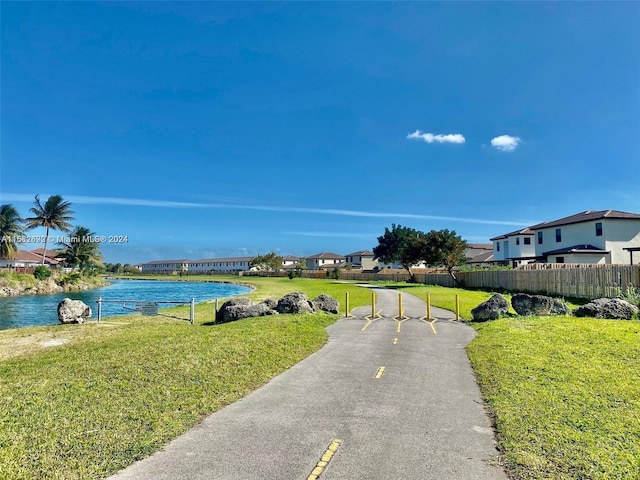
[109,286,508,480]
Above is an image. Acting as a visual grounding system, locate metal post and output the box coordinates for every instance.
[371,291,376,318]
[345,292,350,317]
[97,297,102,323]
[455,294,460,321]
[190,298,195,325]
[426,293,431,320]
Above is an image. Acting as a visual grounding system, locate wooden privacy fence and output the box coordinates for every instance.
[455,265,640,298]
[231,265,640,299]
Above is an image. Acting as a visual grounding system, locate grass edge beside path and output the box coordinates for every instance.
[0,278,370,480]
[395,283,640,480]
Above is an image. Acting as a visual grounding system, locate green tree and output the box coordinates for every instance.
[421,229,468,284]
[0,204,25,260]
[373,224,425,279]
[25,195,75,264]
[58,226,104,272]
[295,258,307,278]
[250,252,283,272]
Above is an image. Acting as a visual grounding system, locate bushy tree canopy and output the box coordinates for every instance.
[373,225,468,283]
[250,252,283,272]
[372,224,425,274]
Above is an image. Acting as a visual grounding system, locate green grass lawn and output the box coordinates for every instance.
[2,277,638,479]
[468,316,640,480]
[394,283,639,479]
[0,278,370,479]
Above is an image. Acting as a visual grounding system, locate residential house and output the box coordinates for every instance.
[140,259,192,274]
[490,228,536,267]
[0,249,60,268]
[305,252,345,270]
[344,250,379,271]
[281,255,300,270]
[189,257,254,273]
[529,210,640,264]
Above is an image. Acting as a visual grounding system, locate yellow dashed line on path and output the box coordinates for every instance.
[307,439,342,480]
[419,316,438,334]
[393,316,409,333]
[374,366,386,379]
[393,337,398,345]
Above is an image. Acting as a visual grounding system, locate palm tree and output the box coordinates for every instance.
[0,204,25,260]
[25,195,75,264]
[58,226,103,271]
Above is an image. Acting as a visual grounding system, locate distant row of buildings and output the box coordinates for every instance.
[5,210,639,273]
[138,250,388,274]
[138,210,640,274]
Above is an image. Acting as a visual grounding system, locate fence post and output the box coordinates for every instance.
[190,298,195,325]
[97,297,102,323]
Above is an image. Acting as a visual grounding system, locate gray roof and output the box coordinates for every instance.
[307,252,345,259]
[541,244,609,256]
[529,210,640,230]
[490,227,534,241]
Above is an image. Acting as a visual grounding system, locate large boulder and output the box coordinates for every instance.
[57,298,92,324]
[511,294,571,316]
[276,292,315,314]
[573,298,638,320]
[471,294,509,322]
[216,298,277,323]
[312,294,339,314]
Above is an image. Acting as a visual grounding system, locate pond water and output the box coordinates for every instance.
[0,279,252,330]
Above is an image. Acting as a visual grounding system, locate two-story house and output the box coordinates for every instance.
[490,228,536,267]
[344,250,379,271]
[529,210,640,264]
[305,252,345,270]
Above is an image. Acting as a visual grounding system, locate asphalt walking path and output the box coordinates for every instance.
[109,286,508,480]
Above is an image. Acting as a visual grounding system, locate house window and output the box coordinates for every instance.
[595,222,603,236]
[555,229,562,243]
[516,237,520,245]
[538,232,543,244]
[556,256,565,264]
[524,237,531,245]
[496,243,500,252]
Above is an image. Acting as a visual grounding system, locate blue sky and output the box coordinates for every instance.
[2,1,639,264]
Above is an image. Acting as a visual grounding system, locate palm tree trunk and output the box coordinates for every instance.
[41,227,50,265]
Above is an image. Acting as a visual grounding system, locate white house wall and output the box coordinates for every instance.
[535,219,640,264]
[603,220,640,264]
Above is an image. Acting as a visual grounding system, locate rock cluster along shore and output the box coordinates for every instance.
[471,293,638,321]
[216,292,339,323]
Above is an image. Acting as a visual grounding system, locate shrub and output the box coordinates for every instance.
[33,265,52,281]
[619,284,640,307]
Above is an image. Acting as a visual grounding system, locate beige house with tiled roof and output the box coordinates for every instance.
[344,250,379,271]
[305,252,345,270]
[0,249,61,268]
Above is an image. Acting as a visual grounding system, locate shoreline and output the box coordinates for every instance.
[0,276,110,298]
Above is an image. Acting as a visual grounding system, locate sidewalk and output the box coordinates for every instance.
[109,286,508,480]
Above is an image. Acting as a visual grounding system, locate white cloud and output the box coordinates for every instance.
[491,135,521,152]
[407,130,465,144]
